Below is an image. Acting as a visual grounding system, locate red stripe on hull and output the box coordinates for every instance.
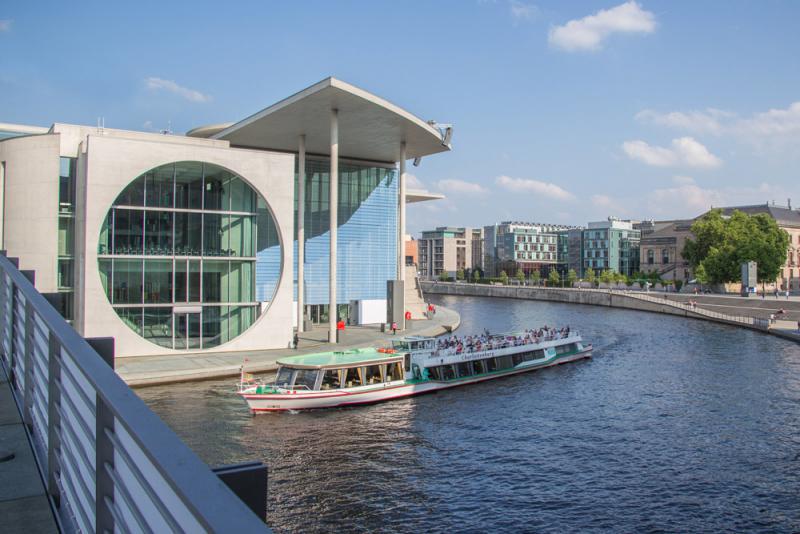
[247,348,592,412]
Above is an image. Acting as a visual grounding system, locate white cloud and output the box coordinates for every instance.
[495,175,574,200]
[622,137,722,168]
[145,77,211,103]
[635,102,800,151]
[0,20,11,32]
[405,173,425,190]
[436,179,487,194]
[635,108,733,135]
[591,194,614,207]
[510,1,538,21]
[548,1,655,52]
[738,101,800,137]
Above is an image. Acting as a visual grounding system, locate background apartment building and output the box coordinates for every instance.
[418,227,482,279]
[639,219,694,283]
[483,222,579,277]
[583,218,641,277]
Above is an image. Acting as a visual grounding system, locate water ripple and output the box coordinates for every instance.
[139,296,800,533]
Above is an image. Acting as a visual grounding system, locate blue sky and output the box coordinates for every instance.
[2,1,799,234]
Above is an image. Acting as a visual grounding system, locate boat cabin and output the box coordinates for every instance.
[273,349,405,391]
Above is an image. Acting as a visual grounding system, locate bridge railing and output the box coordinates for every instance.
[0,253,270,533]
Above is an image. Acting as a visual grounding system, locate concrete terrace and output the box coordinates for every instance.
[0,367,59,533]
[117,307,460,387]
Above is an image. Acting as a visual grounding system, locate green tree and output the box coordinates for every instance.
[548,269,561,287]
[683,209,790,284]
[456,268,465,281]
[438,271,449,282]
[674,279,684,292]
[567,269,578,287]
[472,269,481,283]
[499,270,509,285]
[586,268,596,286]
[599,269,615,285]
[515,268,525,284]
[530,269,541,285]
[694,263,709,287]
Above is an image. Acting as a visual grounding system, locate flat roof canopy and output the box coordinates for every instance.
[406,189,445,203]
[206,77,451,163]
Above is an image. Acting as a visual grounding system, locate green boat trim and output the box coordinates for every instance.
[276,348,402,369]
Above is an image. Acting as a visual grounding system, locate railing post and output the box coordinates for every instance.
[22,298,34,428]
[47,333,62,506]
[8,282,17,390]
[96,393,115,534]
[213,462,269,522]
[95,339,116,533]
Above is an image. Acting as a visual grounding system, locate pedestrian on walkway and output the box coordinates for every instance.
[391,322,398,335]
[797,320,800,333]
[293,332,299,350]
[786,290,791,300]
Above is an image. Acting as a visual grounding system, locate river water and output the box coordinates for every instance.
[138,296,800,533]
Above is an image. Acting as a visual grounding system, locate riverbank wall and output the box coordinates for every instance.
[421,282,800,343]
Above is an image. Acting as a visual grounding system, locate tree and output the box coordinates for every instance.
[548,269,560,287]
[499,270,509,285]
[674,279,684,292]
[472,269,481,283]
[456,268,465,281]
[438,271,449,282]
[586,268,596,286]
[683,209,790,284]
[530,269,541,285]
[515,268,525,284]
[567,269,578,287]
[599,269,615,285]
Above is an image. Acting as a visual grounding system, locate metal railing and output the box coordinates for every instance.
[0,253,270,533]
[425,281,771,330]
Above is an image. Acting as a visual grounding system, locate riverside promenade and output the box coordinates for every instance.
[422,281,800,344]
[118,307,460,387]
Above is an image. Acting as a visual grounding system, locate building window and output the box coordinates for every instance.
[98,161,280,350]
[647,249,654,265]
[662,248,669,264]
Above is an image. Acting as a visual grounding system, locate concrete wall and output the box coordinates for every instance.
[0,134,61,292]
[76,133,295,357]
[421,281,773,334]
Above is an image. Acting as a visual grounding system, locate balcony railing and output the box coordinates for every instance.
[0,253,270,533]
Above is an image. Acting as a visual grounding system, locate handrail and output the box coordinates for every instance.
[0,253,270,533]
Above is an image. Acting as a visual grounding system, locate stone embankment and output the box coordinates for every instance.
[422,281,800,344]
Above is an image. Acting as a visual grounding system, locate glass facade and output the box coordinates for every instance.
[98,162,280,350]
[58,157,76,320]
[255,158,397,311]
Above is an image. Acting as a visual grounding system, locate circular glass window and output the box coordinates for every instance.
[97,162,281,350]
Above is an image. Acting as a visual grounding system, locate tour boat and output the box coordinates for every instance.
[237,328,592,412]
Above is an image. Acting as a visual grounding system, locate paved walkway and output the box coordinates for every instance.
[118,307,460,387]
[0,368,58,533]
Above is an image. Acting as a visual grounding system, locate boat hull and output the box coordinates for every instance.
[240,346,592,412]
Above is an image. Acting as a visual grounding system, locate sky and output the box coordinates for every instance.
[2,1,800,235]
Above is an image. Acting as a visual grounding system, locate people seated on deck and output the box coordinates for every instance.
[434,325,573,355]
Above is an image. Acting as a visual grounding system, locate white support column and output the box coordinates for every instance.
[398,142,407,282]
[329,109,338,343]
[297,134,306,333]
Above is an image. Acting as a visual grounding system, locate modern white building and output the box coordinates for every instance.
[0,77,450,357]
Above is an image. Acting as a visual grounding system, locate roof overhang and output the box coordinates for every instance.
[406,189,445,203]
[209,77,451,163]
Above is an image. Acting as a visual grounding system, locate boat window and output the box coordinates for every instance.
[512,353,524,366]
[497,356,514,370]
[393,341,409,351]
[275,367,294,387]
[442,365,457,380]
[471,359,485,375]
[427,366,442,380]
[386,361,403,381]
[532,349,545,360]
[485,358,498,372]
[320,369,341,390]
[365,365,382,385]
[344,367,362,388]
[404,353,411,372]
[293,369,319,390]
[555,343,577,355]
[456,362,472,378]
